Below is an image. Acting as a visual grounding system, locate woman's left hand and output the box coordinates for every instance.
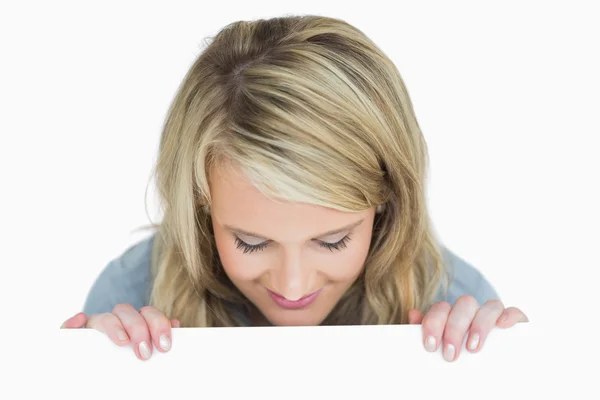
[408,295,528,362]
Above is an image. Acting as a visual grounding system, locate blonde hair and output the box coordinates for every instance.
[136,14,449,327]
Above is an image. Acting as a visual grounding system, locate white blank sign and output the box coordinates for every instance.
[49,323,583,399]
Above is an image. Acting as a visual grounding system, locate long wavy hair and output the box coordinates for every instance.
[135,14,449,327]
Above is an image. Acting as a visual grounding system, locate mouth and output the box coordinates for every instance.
[266,287,323,310]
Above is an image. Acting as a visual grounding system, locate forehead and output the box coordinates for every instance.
[209,164,366,241]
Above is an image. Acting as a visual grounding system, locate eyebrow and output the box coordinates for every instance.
[224,218,365,241]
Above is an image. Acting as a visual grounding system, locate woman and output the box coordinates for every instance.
[61,14,528,362]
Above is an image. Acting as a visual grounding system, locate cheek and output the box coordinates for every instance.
[214,232,266,282]
[318,232,371,285]
[319,238,372,282]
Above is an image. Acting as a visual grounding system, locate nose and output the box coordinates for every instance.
[272,247,313,301]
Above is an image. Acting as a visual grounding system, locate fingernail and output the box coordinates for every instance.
[468,333,480,351]
[116,329,128,341]
[159,335,171,351]
[443,344,455,361]
[424,336,436,352]
[139,341,151,359]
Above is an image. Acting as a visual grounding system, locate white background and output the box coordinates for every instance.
[1,0,599,397]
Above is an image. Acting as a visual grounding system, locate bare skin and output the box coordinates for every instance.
[61,165,527,361]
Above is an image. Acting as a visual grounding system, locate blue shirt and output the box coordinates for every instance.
[82,234,500,323]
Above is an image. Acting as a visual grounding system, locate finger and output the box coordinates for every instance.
[60,312,87,329]
[408,309,423,324]
[442,295,480,362]
[496,306,529,328]
[112,304,153,360]
[421,301,452,353]
[140,306,173,352]
[466,299,505,352]
[170,319,180,328]
[86,313,130,346]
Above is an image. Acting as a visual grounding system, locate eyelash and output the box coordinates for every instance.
[234,235,352,254]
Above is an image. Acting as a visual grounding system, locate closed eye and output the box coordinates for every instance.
[234,237,269,254]
[234,235,352,254]
[319,235,351,252]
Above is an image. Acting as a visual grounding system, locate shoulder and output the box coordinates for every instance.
[82,234,156,315]
[433,247,501,306]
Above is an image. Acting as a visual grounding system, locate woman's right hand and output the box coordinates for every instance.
[60,304,180,361]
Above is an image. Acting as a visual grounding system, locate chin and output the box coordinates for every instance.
[264,309,328,327]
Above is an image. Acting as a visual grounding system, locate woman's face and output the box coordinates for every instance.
[210,164,376,326]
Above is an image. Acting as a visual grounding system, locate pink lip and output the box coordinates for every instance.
[266,287,322,309]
